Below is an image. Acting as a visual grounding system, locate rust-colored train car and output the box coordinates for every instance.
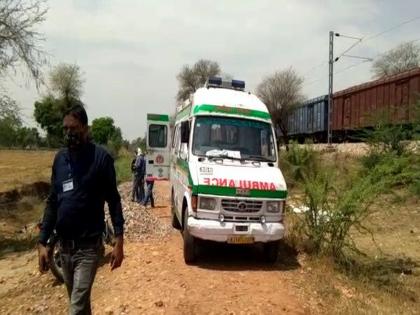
[286,68,420,143]
[332,68,420,134]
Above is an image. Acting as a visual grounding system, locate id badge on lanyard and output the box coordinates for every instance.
[63,153,74,192]
[62,178,74,192]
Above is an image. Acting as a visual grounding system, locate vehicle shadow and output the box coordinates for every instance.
[195,240,300,271]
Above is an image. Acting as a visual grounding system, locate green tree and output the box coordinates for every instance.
[91,117,118,144]
[130,136,146,153]
[1,1,47,148]
[372,42,420,78]
[0,95,21,147]
[33,63,85,146]
[16,126,40,147]
[0,0,48,85]
[91,117,124,158]
[256,67,305,147]
[49,63,84,103]
[34,95,64,147]
[176,59,221,102]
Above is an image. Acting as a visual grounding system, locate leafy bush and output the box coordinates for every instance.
[114,153,133,184]
[364,124,411,156]
[361,101,420,156]
[295,163,379,258]
[360,149,384,170]
[280,141,319,186]
[299,169,332,253]
[286,112,420,259]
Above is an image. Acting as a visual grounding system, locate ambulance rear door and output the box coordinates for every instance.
[146,113,171,179]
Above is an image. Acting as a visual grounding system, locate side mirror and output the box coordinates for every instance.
[180,143,188,160]
[181,121,190,143]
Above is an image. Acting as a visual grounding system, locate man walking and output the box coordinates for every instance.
[38,105,125,315]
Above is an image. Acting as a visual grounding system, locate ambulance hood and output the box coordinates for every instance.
[189,159,287,199]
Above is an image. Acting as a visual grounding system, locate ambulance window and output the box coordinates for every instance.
[225,125,238,144]
[261,129,275,157]
[149,124,167,148]
[210,124,222,142]
[192,116,276,161]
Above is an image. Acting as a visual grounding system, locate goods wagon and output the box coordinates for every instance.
[332,67,420,139]
[287,67,420,143]
[288,95,328,142]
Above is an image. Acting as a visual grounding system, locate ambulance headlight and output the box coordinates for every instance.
[266,201,283,213]
[199,197,216,210]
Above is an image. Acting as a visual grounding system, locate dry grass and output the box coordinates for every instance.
[0,150,55,193]
[0,150,54,254]
[0,195,45,256]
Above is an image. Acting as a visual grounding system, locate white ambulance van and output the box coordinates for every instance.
[170,78,287,264]
[145,114,171,179]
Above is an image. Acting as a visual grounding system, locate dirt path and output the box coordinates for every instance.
[0,182,312,315]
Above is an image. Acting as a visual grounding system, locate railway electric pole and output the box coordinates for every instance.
[328,31,334,146]
[327,31,371,145]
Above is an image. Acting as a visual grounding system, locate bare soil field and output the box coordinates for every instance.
[0,149,419,314]
[0,150,55,193]
[0,182,312,315]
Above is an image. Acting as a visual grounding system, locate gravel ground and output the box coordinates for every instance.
[111,182,172,241]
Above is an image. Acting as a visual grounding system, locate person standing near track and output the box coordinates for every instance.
[134,148,146,203]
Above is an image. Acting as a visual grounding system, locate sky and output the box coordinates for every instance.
[5,0,420,141]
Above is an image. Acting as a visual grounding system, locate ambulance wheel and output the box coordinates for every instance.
[183,210,197,264]
[263,241,280,263]
[171,191,181,230]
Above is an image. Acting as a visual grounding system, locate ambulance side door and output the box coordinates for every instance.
[171,123,183,217]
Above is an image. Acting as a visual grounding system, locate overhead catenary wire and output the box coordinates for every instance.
[302,61,329,79]
[363,16,420,42]
[302,16,420,86]
[334,60,371,76]
[303,59,371,88]
[334,38,363,62]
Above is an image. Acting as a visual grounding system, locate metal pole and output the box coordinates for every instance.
[328,31,334,145]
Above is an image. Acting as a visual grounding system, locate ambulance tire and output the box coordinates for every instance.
[183,210,197,264]
[263,241,280,263]
[171,192,181,230]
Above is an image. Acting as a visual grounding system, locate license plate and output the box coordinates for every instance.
[227,235,254,244]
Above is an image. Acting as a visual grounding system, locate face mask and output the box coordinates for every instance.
[65,131,82,148]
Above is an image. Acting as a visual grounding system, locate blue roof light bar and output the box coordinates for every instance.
[207,77,222,86]
[231,79,245,89]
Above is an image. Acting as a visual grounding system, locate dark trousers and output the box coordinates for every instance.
[143,181,154,207]
[60,245,101,315]
[132,175,144,202]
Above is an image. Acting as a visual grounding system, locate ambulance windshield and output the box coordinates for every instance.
[192,116,276,162]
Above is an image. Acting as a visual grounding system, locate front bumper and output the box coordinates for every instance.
[187,216,285,243]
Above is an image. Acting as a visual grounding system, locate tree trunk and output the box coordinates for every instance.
[278,123,289,151]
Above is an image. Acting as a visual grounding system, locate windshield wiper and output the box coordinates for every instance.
[207,154,245,162]
[244,155,274,162]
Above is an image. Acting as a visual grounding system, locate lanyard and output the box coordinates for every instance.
[65,149,73,179]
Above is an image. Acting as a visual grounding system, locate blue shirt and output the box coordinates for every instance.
[134,155,146,177]
[39,142,124,244]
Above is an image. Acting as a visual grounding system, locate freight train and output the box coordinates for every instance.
[287,67,420,143]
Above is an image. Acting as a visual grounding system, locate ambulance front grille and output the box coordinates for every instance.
[223,215,261,222]
[221,199,263,213]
